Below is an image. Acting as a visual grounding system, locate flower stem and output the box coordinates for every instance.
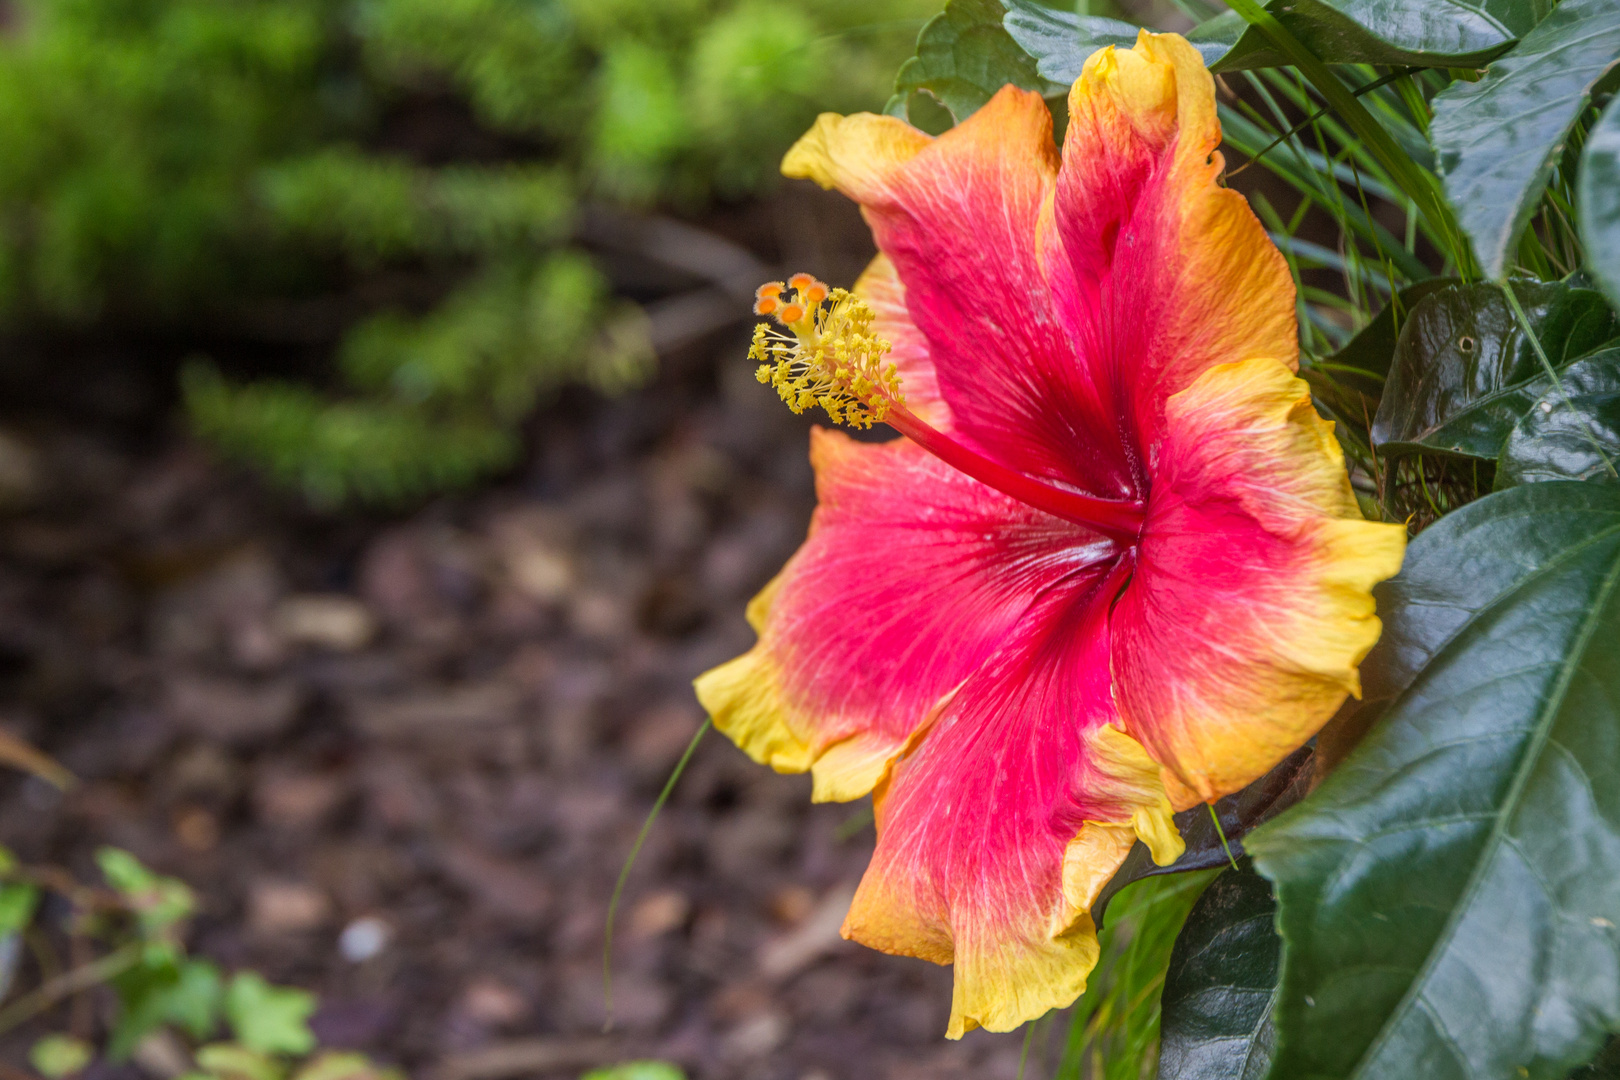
[883,404,1144,542]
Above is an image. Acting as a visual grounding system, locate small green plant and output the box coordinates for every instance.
[0,844,396,1080]
[580,1063,685,1080]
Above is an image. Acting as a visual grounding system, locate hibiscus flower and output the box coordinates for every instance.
[695,30,1406,1037]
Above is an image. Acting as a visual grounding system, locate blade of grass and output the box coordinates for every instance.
[1208,805,1240,872]
[1222,0,1467,270]
[602,717,710,1030]
[1220,106,1429,282]
[1227,70,1408,179]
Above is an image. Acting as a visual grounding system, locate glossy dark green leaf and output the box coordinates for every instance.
[1497,348,1620,486]
[1431,0,1620,280]
[887,0,1061,129]
[1158,864,1281,1080]
[1091,746,1310,929]
[1579,96,1620,313]
[1303,278,1458,439]
[1248,481,1620,1080]
[1370,280,1619,459]
[1004,0,1542,83]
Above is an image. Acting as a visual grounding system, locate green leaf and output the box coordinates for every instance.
[1091,745,1311,929]
[1497,348,1620,486]
[580,1064,687,1080]
[195,1044,284,1080]
[1579,95,1620,313]
[0,880,39,935]
[1158,864,1281,1080]
[224,973,316,1057]
[109,957,222,1060]
[97,847,196,937]
[1004,0,1541,84]
[1303,278,1460,441]
[1371,279,1620,459]
[30,1035,93,1079]
[1430,0,1620,280]
[168,960,225,1040]
[888,0,1061,129]
[1247,481,1620,1080]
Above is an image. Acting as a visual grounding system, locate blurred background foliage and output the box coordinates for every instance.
[0,0,936,506]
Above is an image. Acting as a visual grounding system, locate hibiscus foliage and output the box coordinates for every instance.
[853,1,1620,1077]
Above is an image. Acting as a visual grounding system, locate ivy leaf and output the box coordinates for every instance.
[195,1043,283,1080]
[1158,864,1281,1080]
[97,847,195,939]
[1430,0,1620,280]
[108,958,221,1060]
[887,0,1062,130]
[1579,95,1620,314]
[1091,745,1311,929]
[1247,481,1620,1080]
[1004,0,1542,83]
[1370,279,1620,460]
[225,972,317,1056]
[30,1035,93,1079]
[581,1064,687,1080]
[0,881,39,935]
[1497,348,1620,486]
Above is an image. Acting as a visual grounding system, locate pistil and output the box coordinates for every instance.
[881,403,1144,543]
[752,274,1145,544]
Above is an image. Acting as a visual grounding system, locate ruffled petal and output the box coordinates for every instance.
[695,428,1115,803]
[781,110,933,206]
[842,574,1183,1038]
[1111,358,1407,809]
[786,87,1140,499]
[1047,30,1298,456]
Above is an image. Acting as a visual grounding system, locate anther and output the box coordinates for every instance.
[747,278,901,430]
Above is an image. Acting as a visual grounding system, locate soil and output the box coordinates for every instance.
[0,187,1035,1080]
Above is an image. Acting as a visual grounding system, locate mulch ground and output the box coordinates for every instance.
[0,188,1035,1080]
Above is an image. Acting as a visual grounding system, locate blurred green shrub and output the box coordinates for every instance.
[0,0,937,505]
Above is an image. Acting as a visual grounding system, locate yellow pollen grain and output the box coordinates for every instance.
[749,275,903,430]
